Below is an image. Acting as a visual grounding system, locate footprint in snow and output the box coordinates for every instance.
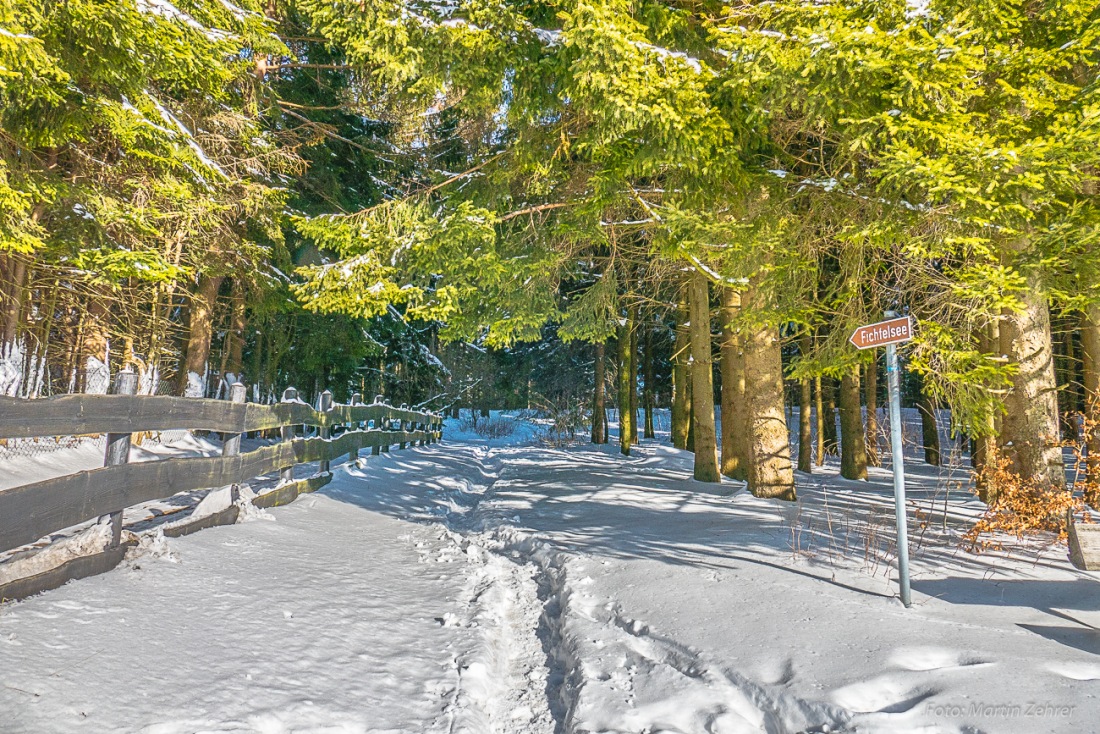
[830,675,939,714]
[888,646,992,672]
[1044,660,1100,680]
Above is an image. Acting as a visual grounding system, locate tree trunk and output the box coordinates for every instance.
[671,298,692,450]
[864,362,880,467]
[1060,322,1080,440]
[823,378,838,456]
[798,378,813,474]
[918,386,941,466]
[79,296,112,394]
[797,336,812,473]
[1000,279,1064,487]
[643,323,655,439]
[839,368,868,480]
[742,288,795,499]
[226,279,247,380]
[814,375,825,466]
[179,274,224,397]
[720,288,749,480]
[252,328,264,400]
[1,258,27,358]
[1080,305,1100,503]
[973,319,1001,501]
[592,341,607,444]
[630,308,639,445]
[689,269,720,482]
[618,313,634,457]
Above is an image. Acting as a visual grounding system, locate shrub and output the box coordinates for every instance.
[965,455,1087,552]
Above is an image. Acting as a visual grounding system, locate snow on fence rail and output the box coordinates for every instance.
[0,373,443,601]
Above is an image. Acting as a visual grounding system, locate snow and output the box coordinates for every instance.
[135,0,232,41]
[0,26,35,40]
[84,355,110,394]
[0,339,25,396]
[184,369,205,398]
[905,0,931,20]
[532,28,562,47]
[2,416,1099,732]
[630,41,709,76]
[0,520,113,586]
[149,96,230,179]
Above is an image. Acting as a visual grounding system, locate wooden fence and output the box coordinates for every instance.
[0,373,443,601]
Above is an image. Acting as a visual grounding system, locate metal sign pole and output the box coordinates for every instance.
[885,340,912,608]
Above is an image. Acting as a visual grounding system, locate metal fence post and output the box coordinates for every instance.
[319,390,333,473]
[222,382,247,502]
[102,369,138,547]
[280,387,298,484]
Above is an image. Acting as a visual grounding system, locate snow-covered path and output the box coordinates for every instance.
[0,445,528,734]
[3,436,1099,733]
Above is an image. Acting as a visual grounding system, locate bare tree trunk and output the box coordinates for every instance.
[689,269,720,482]
[1,258,27,357]
[839,367,868,480]
[252,328,265,400]
[80,296,111,394]
[742,287,795,499]
[798,379,813,474]
[671,298,692,450]
[630,307,639,445]
[814,375,825,466]
[1000,279,1064,487]
[918,386,941,466]
[1080,305,1100,503]
[823,378,838,456]
[973,319,1001,501]
[592,341,607,444]
[179,274,224,397]
[864,362,880,467]
[643,323,655,439]
[226,279,246,379]
[797,337,812,474]
[618,312,634,457]
[1060,321,1080,440]
[720,288,749,479]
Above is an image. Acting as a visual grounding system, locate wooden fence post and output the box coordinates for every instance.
[280,387,298,484]
[399,403,409,450]
[319,390,333,473]
[222,382,247,502]
[381,398,391,453]
[349,392,362,463]
[372,394,384,456]
[101,369,138,548]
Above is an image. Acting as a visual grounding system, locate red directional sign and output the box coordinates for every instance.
[849,316,912,350]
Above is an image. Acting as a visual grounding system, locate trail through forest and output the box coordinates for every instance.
[2,427,1097,734]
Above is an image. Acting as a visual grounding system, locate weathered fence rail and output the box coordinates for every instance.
[0,375,443,601]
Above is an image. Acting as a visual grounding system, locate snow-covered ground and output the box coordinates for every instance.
[2,417,1098,733]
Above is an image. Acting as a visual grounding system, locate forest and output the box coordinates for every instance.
[2,0,1099,508]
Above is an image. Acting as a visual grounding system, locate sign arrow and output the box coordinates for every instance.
[849,316,913,350]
